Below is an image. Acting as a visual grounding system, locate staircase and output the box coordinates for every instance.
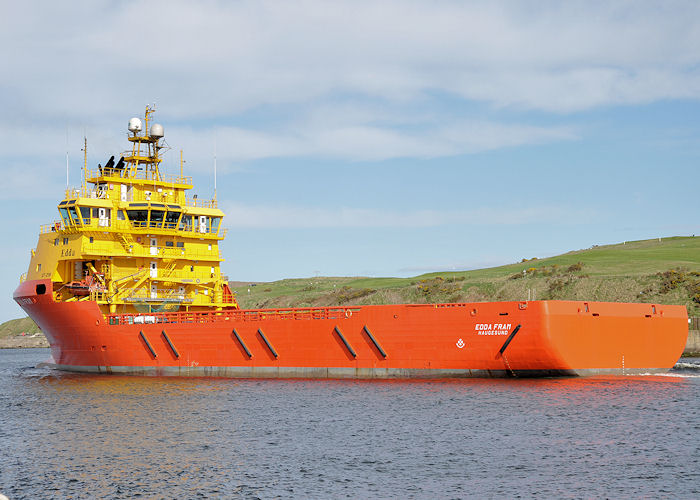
[115,232,134,252]
[161,259,177,279]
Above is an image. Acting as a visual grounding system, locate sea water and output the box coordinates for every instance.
[0,348,698,499]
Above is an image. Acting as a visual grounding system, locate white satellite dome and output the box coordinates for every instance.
[149,123,164,139]
[128,117,142,133]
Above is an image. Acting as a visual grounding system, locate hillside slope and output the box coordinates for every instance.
[233,236,700,315]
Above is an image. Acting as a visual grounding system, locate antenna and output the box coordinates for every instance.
[65,126,69,188]
[81,134,87,190]
[213,139,217,200]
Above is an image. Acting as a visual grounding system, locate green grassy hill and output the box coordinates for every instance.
[4,236,700,336]
[0,316,41,339]
[233,236,700,315]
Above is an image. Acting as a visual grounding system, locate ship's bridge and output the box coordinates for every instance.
[51,199,224,238]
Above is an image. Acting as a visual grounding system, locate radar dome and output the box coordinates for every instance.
[149,123,164,139]
[128,117,142,133]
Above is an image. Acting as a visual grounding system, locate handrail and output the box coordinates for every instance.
[110,269,217,282]
[65,187,110,200]
[83,242,221,260]
[122,289,194,303]
[41,219,226,238]
[39,221,64,234]
[185,197,218,209]
[105,306,362,325]
[85,167,192,186]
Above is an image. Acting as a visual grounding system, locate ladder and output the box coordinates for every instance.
[115,232,134,252]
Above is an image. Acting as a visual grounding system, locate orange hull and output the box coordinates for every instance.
[15,279,688,378]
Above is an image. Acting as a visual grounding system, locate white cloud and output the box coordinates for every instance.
[166,116,575,164]
[2,0,700,123]
[222,201,587,228]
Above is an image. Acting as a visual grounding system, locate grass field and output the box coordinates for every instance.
[233,236,700,315]
[0,316,41,340]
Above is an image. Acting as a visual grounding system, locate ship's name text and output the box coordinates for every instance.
[475,323,511,335]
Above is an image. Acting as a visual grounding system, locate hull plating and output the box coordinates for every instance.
[16,279,688,379]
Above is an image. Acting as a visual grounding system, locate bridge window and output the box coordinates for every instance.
[59,207,71,225]
[179,215,192,232]
[67,206,79,225]
[164,210,181,229]
[126,208,148,228]
[79,207,91,224]
[149,210,164,228]
[211,217,221,233]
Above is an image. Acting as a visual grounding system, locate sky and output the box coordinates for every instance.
[1,0,700,322]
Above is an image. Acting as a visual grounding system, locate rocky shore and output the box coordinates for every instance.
[0,333,49,349]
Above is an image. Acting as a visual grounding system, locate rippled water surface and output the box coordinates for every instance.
[1,349,699,499]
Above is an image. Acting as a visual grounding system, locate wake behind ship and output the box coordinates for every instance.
[13,108,688,378]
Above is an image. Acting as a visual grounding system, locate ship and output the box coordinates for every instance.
[13,107,688,378]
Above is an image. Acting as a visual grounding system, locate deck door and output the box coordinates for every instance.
[98,208,108,227]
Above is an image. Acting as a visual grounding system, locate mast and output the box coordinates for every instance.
[82,136,87,190]
[65,127,69,188]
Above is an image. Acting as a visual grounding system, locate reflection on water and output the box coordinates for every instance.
[1,349,699,499]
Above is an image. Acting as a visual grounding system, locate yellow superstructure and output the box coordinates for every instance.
[23,106,238,313]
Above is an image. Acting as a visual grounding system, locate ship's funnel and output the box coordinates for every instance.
[150,123,164,139]
[128,117,142,133]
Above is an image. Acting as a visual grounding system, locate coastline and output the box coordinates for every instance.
[0,334,48,349]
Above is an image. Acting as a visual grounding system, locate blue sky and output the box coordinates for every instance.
[2,0,700,321]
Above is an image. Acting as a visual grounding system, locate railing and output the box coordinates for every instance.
[85,167,193,186]
[41,219,226,239]
[185,197,218,209]
[41,219,112,233]
[40,221,64,234]
[89,291,109,302]
[83,242,221,260]
[112,220,224,237]
[123,288,194,303]
[65,187,110,200]
[110,270,217,282]
[105,306,361,326]
[19,273,27,284]
[156,270,218,281]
